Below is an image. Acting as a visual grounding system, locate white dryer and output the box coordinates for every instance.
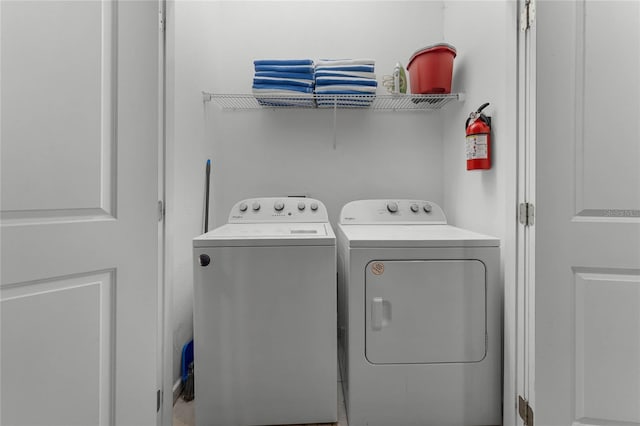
[193,197,337,426]
[337,199,501,426]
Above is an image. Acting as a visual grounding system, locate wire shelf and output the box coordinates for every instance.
[202,92,463,111]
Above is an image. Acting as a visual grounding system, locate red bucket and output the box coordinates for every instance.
[407,43,457,94]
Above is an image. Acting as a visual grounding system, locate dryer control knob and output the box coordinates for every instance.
[310,202,319,211]
[252,202,261,211]
[423,203,432,213]
[298,202,306,211]
[239,202,248,212]
[274,201,285,211]
[410,203,419,213]
[387,202,398,213]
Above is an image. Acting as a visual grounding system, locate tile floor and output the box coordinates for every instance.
[173,371,348,426]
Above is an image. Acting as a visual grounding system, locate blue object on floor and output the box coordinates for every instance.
[181,339,194,383]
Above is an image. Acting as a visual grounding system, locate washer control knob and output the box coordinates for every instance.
[410,203,419,213]
[310,202,319,211]
[298,202,306,211]
[387,202,398,213]
[239,202,248,212]
[252,202,261,211]
[274,201,285,211]
[423,203,432,213]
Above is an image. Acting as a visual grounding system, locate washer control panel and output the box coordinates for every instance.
[229,197,329,223]
[339,199,447,224]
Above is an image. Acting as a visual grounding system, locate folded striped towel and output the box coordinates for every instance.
[252,84,313,94]
[252,89,315,107]
[315,86,377,94]
[253,77,314,88]
[255,64,315,73]
[254,71,315,80]
[316,76,378,87]
[254,59,314,66]
[316,58,375,67]
[315,65,375,73]
[254,98,316,107]
[316,95,375,108]
[256,98,316,107]
[317,101,374,108]
[315,70,376,79]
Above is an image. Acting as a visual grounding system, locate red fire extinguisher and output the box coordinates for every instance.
[465,102,492,170]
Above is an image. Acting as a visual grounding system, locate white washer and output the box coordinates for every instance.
[337,199,501,426]
[193,197,337,426]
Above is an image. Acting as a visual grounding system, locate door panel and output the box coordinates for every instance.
[0,1,159,425]
[533,1,640,425]
[576,1,640,216]
[574,270,640,423]
[1,272,114,426]
[1,0,114,218]
[365,260,486,364]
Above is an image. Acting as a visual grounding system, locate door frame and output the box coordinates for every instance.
[515,0,537,424]
[156,0,172,425]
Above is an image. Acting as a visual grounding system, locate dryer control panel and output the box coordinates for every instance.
[339,199,447,225]
[228,197,329,223]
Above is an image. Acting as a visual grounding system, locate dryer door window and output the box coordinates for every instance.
[365,259,486,364]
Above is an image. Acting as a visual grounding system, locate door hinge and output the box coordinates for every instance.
[518,395,534,426]
[519,202,535,226]
[157,389,162,412]
[159,9,166,32]
[520,0,536,32]
[158,200,165,222]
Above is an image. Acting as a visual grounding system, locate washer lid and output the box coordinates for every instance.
[338,224,499,248]
[193,222,336,247]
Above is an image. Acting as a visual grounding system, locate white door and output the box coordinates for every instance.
[521,1,640,425]
[1,1,160,425]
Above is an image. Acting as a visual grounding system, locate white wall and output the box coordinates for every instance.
[168,0,451,385]
[203,1,448,227]
[442,1,518,423]
[442,1,513,237]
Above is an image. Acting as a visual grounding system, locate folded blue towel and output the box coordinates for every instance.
[254,59,314,66]
[255,64,315,73]
[317,102,374,108]
[252,89,315,107]
[257,99,316,107]
[316,77,377,87]
[315,86,377,94]
[252,84,314,94]
[315,65,375,73]
[254,71,315,80]
[253,77,314,88]
[316,59,375,67]
[316,95,375,108]
[315,70,376,79]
